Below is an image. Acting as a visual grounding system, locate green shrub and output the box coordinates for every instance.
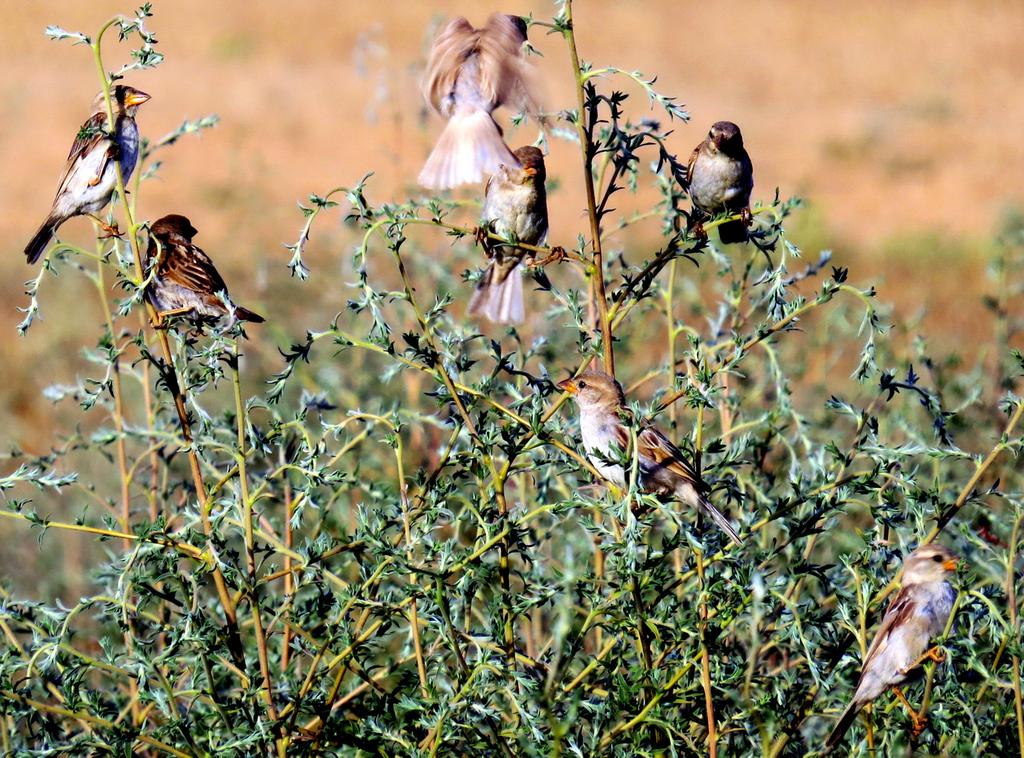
[1,3,1022,756]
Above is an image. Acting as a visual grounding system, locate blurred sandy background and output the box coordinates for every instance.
[0,2,1021,495]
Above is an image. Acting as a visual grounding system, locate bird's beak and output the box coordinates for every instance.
[557,378,577,394]
[943,559,958,571]
[125,90,151,107]
[522,167,538,178]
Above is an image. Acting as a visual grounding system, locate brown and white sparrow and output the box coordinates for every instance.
[469,145,548,324]
[824,543,958,751]
[557,371,741,545]
[25,85,151,264]
[144,214,264,325]
[686,121,754,244]
[419,14,537,189]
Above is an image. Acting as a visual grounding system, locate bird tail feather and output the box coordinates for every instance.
[468,261,524,324]
[234,306,265,324]
[823,699,863,753]
[696,492,742,546]
[717,219,748,245]
[419,109,517,189]
[25,215,62,265]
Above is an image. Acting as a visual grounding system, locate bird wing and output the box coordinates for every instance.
[635,425,703,490]
[55,112,115,195]
[156,239,229,298]
[479,14,536,113]
[422,17,479,113]
[860,585,918,675]
[685,141,703,188]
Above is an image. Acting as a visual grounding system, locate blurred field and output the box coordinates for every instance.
[0,1,1022,594]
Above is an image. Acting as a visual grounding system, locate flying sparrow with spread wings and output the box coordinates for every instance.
[419,13,537,189]
[824,543,958,751]
[686,121,754,244]
[144,214,264,326]
[557,371,741,545]
[469,145,548,324]
[25,85,151,264]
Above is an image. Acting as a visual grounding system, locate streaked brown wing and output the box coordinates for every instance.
[637,425,702,489]
[158,240,228,298]
[55,112,113,193]
[685,141,703,188]
[861,586,918,673]
[422,17,478,113]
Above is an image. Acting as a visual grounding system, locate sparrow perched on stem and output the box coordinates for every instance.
[144,214,264,326]
[824,543,958,751]
[25,85,151,264]
[469,145,548,324]
[557,371,741,545]
[686,121,754,244]
[419,13,537,189]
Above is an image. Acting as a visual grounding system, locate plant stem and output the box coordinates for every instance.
[1007,510,1024,755]
[280,448,293,674]
[231,339,278,722]
[928,398,1024,537]
[91,17,239,645]
[0,690,190,758]
[695,549,718,758]
[382,236,517,668]
[561,0,614,374]
[90,240,132,549]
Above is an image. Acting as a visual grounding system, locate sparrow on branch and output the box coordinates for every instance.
[558,371,742,545]
[144,214,264,327]
[686,120,754,244]
[25,85,151,263]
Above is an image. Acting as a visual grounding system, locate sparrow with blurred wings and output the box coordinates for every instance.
[419,14,538,189]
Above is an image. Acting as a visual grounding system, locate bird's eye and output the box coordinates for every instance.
[578,381,587,389]
[932,555,943,563]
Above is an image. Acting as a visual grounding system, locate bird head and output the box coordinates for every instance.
[150,214,199,241]
[903,543,959,584]
[512,146,546,185]
[503,14,529,41]
[94,85,151,116]
[557,370,625,412]
[708,121,744,155]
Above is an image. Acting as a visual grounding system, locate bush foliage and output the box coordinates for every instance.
[1,3,1022,756]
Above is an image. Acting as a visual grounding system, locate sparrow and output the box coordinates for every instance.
[469,145,548,324]
[686,121,754,244]
[25,85,151,264]
[557,371,741,545]
[144,214,264,326]
[824,543,958,751]
[419,13,537,189]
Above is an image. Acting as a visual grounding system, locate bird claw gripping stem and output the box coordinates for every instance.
[900,646,946,676]
[910,646,946,670]
[531,245,566,267]
[91,219,124,240]
[910,711,929,739]
[892,685,931,738]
